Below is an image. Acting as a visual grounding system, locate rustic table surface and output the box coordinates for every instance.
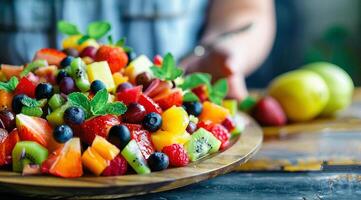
[5,89,361,199]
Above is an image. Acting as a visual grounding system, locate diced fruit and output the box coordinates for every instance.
[20,60,48,77]
[138,94,162,114]
[251,96,287,126]
[35,83,54,100]
[154,88,183,110]
[121,140,151,174]
[86,61,115,92]
[122,103,146,124]
[34,65,57,84]
[64,107,85,125]
[59,77,76,94]
[101,155,128,176]
[53,125,73,143]
[222,100,238,116]
[0,90,13,111]
[199,101,230,124]
[80,114,120,145]
[135,72,152,89]
[48,94,65,111]
[108,125,131,149]
[46,104,70,126]
[162,144,189,167]
[41,138,83,178]
[68,58,90,92]
[90,80,106,94]
[151,130,191,151]
[34,48,67,66]
[147,152,169,171]
[60,56,74,68]
[12,94,26,114]
[0,64,23,79]
[124,55,153,84]
[21,106,43,117]
[0,128,19,166]
[0,110,16,132]
[95,45,128,73]
[116,82,133,93]
[131,129,154,159]
[184,128,221,161]
[81,147,108,176]
[183,101,203,117]
[142,112,162,132]
[14,76,37,98]
[116,86,142,105]
[92,135,120,160]
[198,121,231,149]
[161,106,189,133]
[144,79,172,98]
[80,46,97,59]
[113,72,129,87]
[62,35,82,50]
[186,121,197,134]
[192,85,208,102]
[221,117,236,132]
[239,96,257,112]
[12,141,48,172]
[153,55,163,66]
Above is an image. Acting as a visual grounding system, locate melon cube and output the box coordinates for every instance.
[86,61,115,92]
[92,135,120,161]
[124,55,154,83]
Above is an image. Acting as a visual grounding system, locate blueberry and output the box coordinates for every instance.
[64,107,85,125]
[53,124,73,143]
[147,152,169,171]
[60,56,74,68]
[12,94,26,114]
[183,101,203,117]
[108,125,131,149]
[142,112,162,132]
[35,83,54,100]
[90,80,106,94]
[56,70,69,84]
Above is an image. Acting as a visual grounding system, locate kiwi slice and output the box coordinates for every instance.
[184,128,221,162]
[46,103,69,126]
[48,94,65,111]
[121,140,151,174]
[21,106,43,117]
[12,141,48,172]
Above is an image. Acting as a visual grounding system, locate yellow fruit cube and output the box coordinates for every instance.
[124,55,153,83]
[62,35,82,50]
[161,106,189,133]
[113,72,129,87]
[199,101,230,124]
[151,130,191,151]
[86,61,115,92]
[81,147,108,176]
[92,136,120,161]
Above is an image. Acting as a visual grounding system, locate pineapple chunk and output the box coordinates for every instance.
[112,72,129,87]
[124,55,154,83]
[86,61,115,92]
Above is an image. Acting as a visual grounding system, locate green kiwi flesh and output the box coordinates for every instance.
[121,140,150,174]
[12,141,48,172]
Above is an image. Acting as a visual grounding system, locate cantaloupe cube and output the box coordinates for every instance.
[199,101,230,124]
[86,61,115,92]
[81,147,108,176]
[92,135,120,161]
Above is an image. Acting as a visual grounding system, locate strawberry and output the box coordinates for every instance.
[80,115,121,145]
[123,123,142,132]
[33,48,66,66]
[101,155,128,176]
[198,121,231,149]
[116,86,142,105]
[222,117,236,132]
[251,96,287,126]
[0,128,19,166]
[153,88,183,110]
[130,129,155,159]
[192,85,208,102]
[138,94,162,114]
[153,55,163,66]
[14,75,38,98]
[162,144,189,167]
[95,45,128,74]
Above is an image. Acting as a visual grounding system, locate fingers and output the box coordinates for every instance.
[227,74,248,101]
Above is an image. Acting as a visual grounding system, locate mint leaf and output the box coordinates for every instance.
[20,96,40,107]
[90,89,109,114]
[77,35,91,45]
[150,53,183,81]
[67,92,91,117]
[57,21,80,35]
[183,92,199,102]
[209,78,228,105]
[181,73,211,90]
[87,21,111,39]
[0,77,19,92]
[115,37,126,47]
[94,102,127,116]
[150,66,165,78]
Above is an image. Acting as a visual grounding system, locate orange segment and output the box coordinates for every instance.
[199,101,230,124]
[92,135,120,161]
[82,147,108,176]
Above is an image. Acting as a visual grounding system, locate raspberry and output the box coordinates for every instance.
[162,144,189,167]
[198,121,231,149]
[221,117,236,132]
[102,155,128,176]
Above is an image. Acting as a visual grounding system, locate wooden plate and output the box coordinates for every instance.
[0,113,263,199]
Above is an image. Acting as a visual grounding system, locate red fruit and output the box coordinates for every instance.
[221,117,236,132]
[123,123,142,132]
[34,48,66,66]
[41,138,83,178]
[101,155,128,176]
[34,65,57,84]
[80,115,121,145]
[153,88,183,110]
[138,94,162,114]
[192,85,208,102]
[143,80,172,98]
[251,96,287,126]
[116,86,142,105]
[14,76,37,98]
[0,128,20,166]
[131,129,155,159]
[198,121,231,149]
[95,45,128,74]
[153,55,163,66]
[162,144,189,167]
[0,64,24,79]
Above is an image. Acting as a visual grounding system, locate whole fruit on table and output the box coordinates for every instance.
[303,62,354,116]
[268,69,329,122]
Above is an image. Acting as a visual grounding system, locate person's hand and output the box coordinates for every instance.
[180,48,248,101]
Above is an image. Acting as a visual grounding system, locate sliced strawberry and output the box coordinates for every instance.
[192,85,208,102]
[14,75,38,98]
[138,94,162,114]
[116,86,142,105]
[123,123,142,132]
[101,155,128,176]
[0,64,24,79]
[0,128,19,166]
[34,48,66,66]
[153,88,183,110]
[131,129,154,159]
[41,138,83,178]
[198,121,231,149]
[80,115,121,145]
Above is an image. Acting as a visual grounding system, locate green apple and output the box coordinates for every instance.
[268,70,329,122]
[303,62,354,116]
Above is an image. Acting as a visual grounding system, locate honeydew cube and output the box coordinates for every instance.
[86,61,115,92]
[124,55,154,83]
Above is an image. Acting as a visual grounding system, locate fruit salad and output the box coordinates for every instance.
[0,21,243,178]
